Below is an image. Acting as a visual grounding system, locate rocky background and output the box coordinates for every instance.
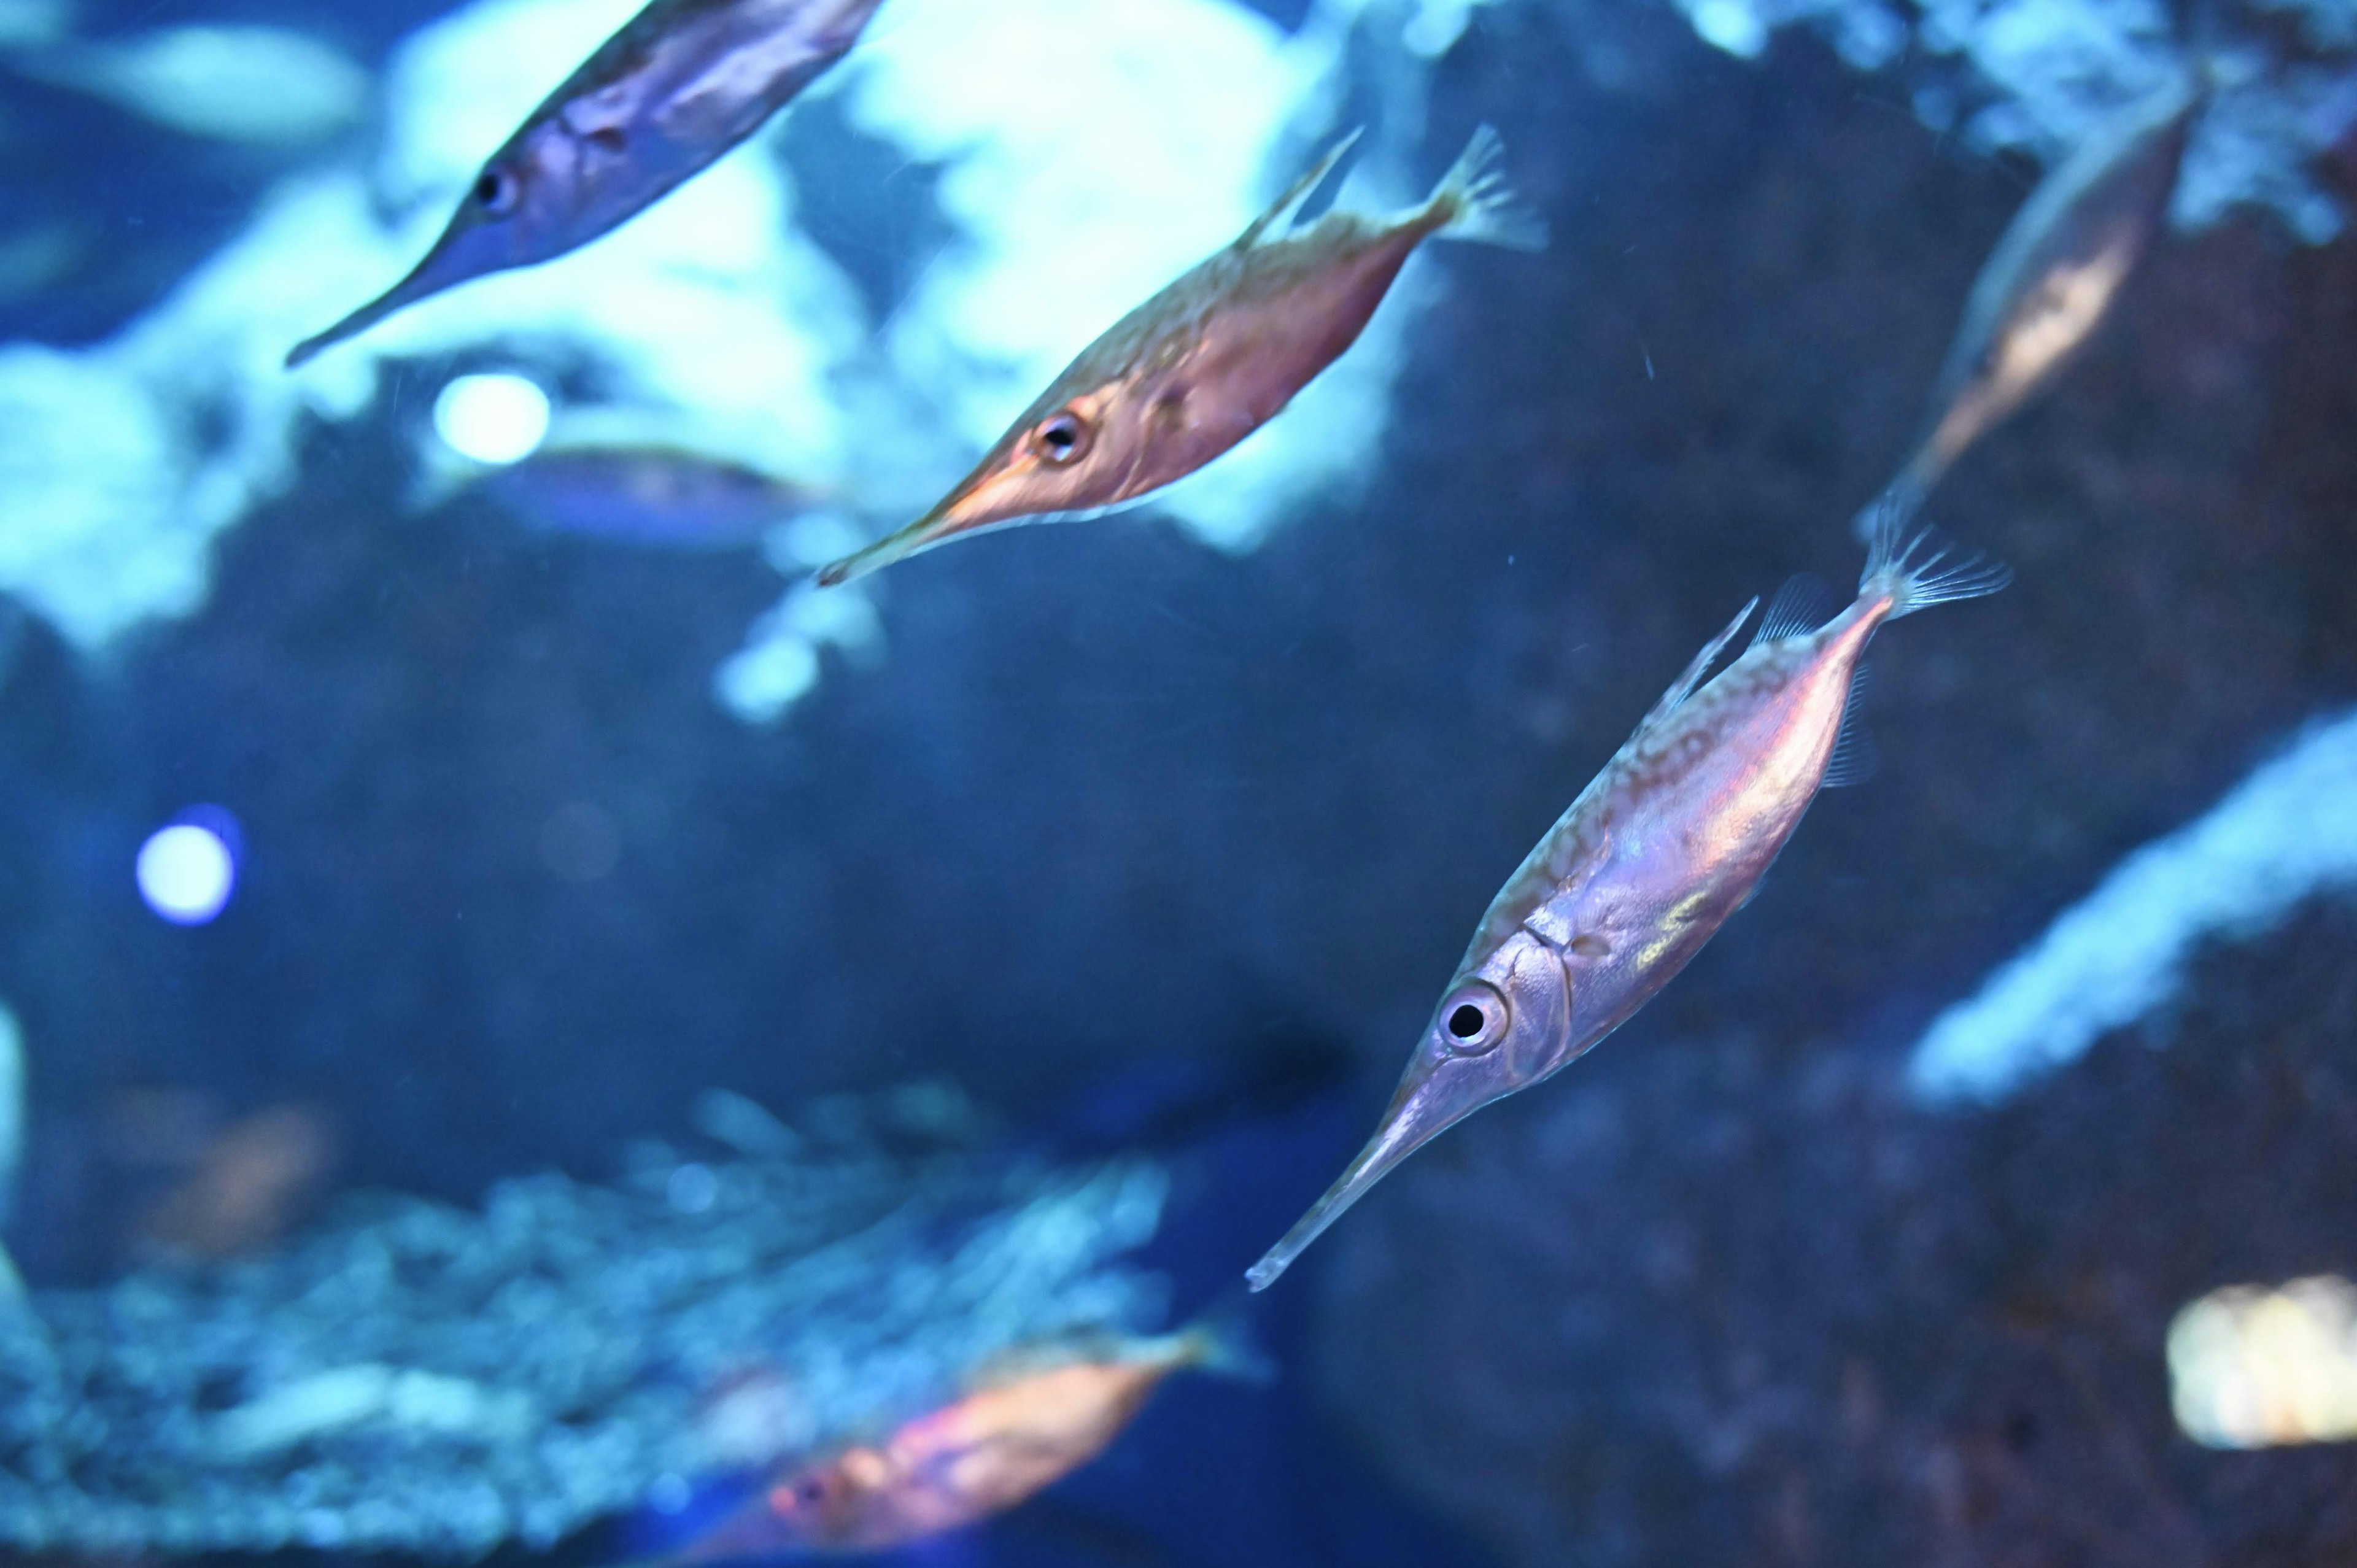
[2,0,2355,1561]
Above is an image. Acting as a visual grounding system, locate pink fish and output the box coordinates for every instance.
[815,125,1543,585]
[660,1318,1260,1558]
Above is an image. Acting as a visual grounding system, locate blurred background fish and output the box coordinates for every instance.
[481,437,835,550]
[1856,71,2205,536]
[664,1313,1266,1559]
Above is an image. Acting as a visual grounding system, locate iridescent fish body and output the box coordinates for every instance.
[814,125,1544,585]
[664,1320,1258,1558]
[286,0,886,366]
[1858,74,2201,536]
[1247,515,2013,1291]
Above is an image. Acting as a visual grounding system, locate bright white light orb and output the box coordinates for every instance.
[432,373,551,466]
[136,822,236,925]
[2170,1276,2357,1448]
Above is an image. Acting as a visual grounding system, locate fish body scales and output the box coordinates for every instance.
[1479,606,1881,1052]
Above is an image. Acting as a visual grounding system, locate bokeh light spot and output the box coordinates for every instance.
[433,373,551,466]
[2169,1275,2357,1448]
[136,822,236,925]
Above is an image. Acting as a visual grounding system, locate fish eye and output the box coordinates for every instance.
[1033,407,1093,466]
[1438,983,1507,1055]
[474,165,521,217]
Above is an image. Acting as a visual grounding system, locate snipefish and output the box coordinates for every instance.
[286,0,886,367]
[1247,509,2012,1290]
[1856,72,2201,538]
[658,1317,1263,1558]
[482,441,827,549]
[813,124,1544,586]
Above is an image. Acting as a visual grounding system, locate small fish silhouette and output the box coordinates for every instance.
[1857,73,2202,536]
[482,441,827,549]
[287,0,886,367]
[1248,509,2011,1290]
[814,124,1544,585]
[660,1316,1263,1558]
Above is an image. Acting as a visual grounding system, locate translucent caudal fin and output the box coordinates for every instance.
[1859,496,2013,620]
[1426,125,1548,251]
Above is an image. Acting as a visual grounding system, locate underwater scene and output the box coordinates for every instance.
[3,0,2357,1560]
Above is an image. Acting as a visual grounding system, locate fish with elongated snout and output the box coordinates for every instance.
[813,124,1544,586]
[286,0,886,367]
[1855,74,2202,538]
[1247,513,2013,1291]
[656,1316,1264,1558]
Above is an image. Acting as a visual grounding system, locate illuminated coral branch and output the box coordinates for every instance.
[0,1087,1167,1557]
[1909,707,2357,1105]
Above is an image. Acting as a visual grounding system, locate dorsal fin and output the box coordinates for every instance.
[1234,128,1364,250]
[1751,573,1841,646]
[1635,595,1757,737]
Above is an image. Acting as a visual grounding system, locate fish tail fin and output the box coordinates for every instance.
[1171,1293,1276,1385]
[1858,496,2013,621]
[1425,125,1547,252]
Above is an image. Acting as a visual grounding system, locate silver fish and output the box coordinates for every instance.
[1246,512,2011,1291]
[286,0,885,367]
[814,125,1544,586]
[482,441,827,548]
[1857,74,2202,537]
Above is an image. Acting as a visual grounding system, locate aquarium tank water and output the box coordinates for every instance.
[1,0,2355,1561]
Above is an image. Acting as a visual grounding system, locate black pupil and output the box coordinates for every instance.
[476,171,508,206]
[1447,1003,1487,1040]
[1042,420,1076,452]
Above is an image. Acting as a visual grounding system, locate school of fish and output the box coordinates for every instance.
[269,0,2213,1550]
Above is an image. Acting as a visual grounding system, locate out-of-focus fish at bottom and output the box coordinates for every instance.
[1248,507,2013,1291]
[655,1314,1266,1559]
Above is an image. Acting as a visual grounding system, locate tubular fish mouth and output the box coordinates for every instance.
[812,457,1024,585]
[813,500,958,587]
[285,248,466,368]
[1247,1057,1497,1292]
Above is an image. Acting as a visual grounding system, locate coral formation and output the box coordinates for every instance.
[0,1088,1167,1556]
[1911,707,2357,1105]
